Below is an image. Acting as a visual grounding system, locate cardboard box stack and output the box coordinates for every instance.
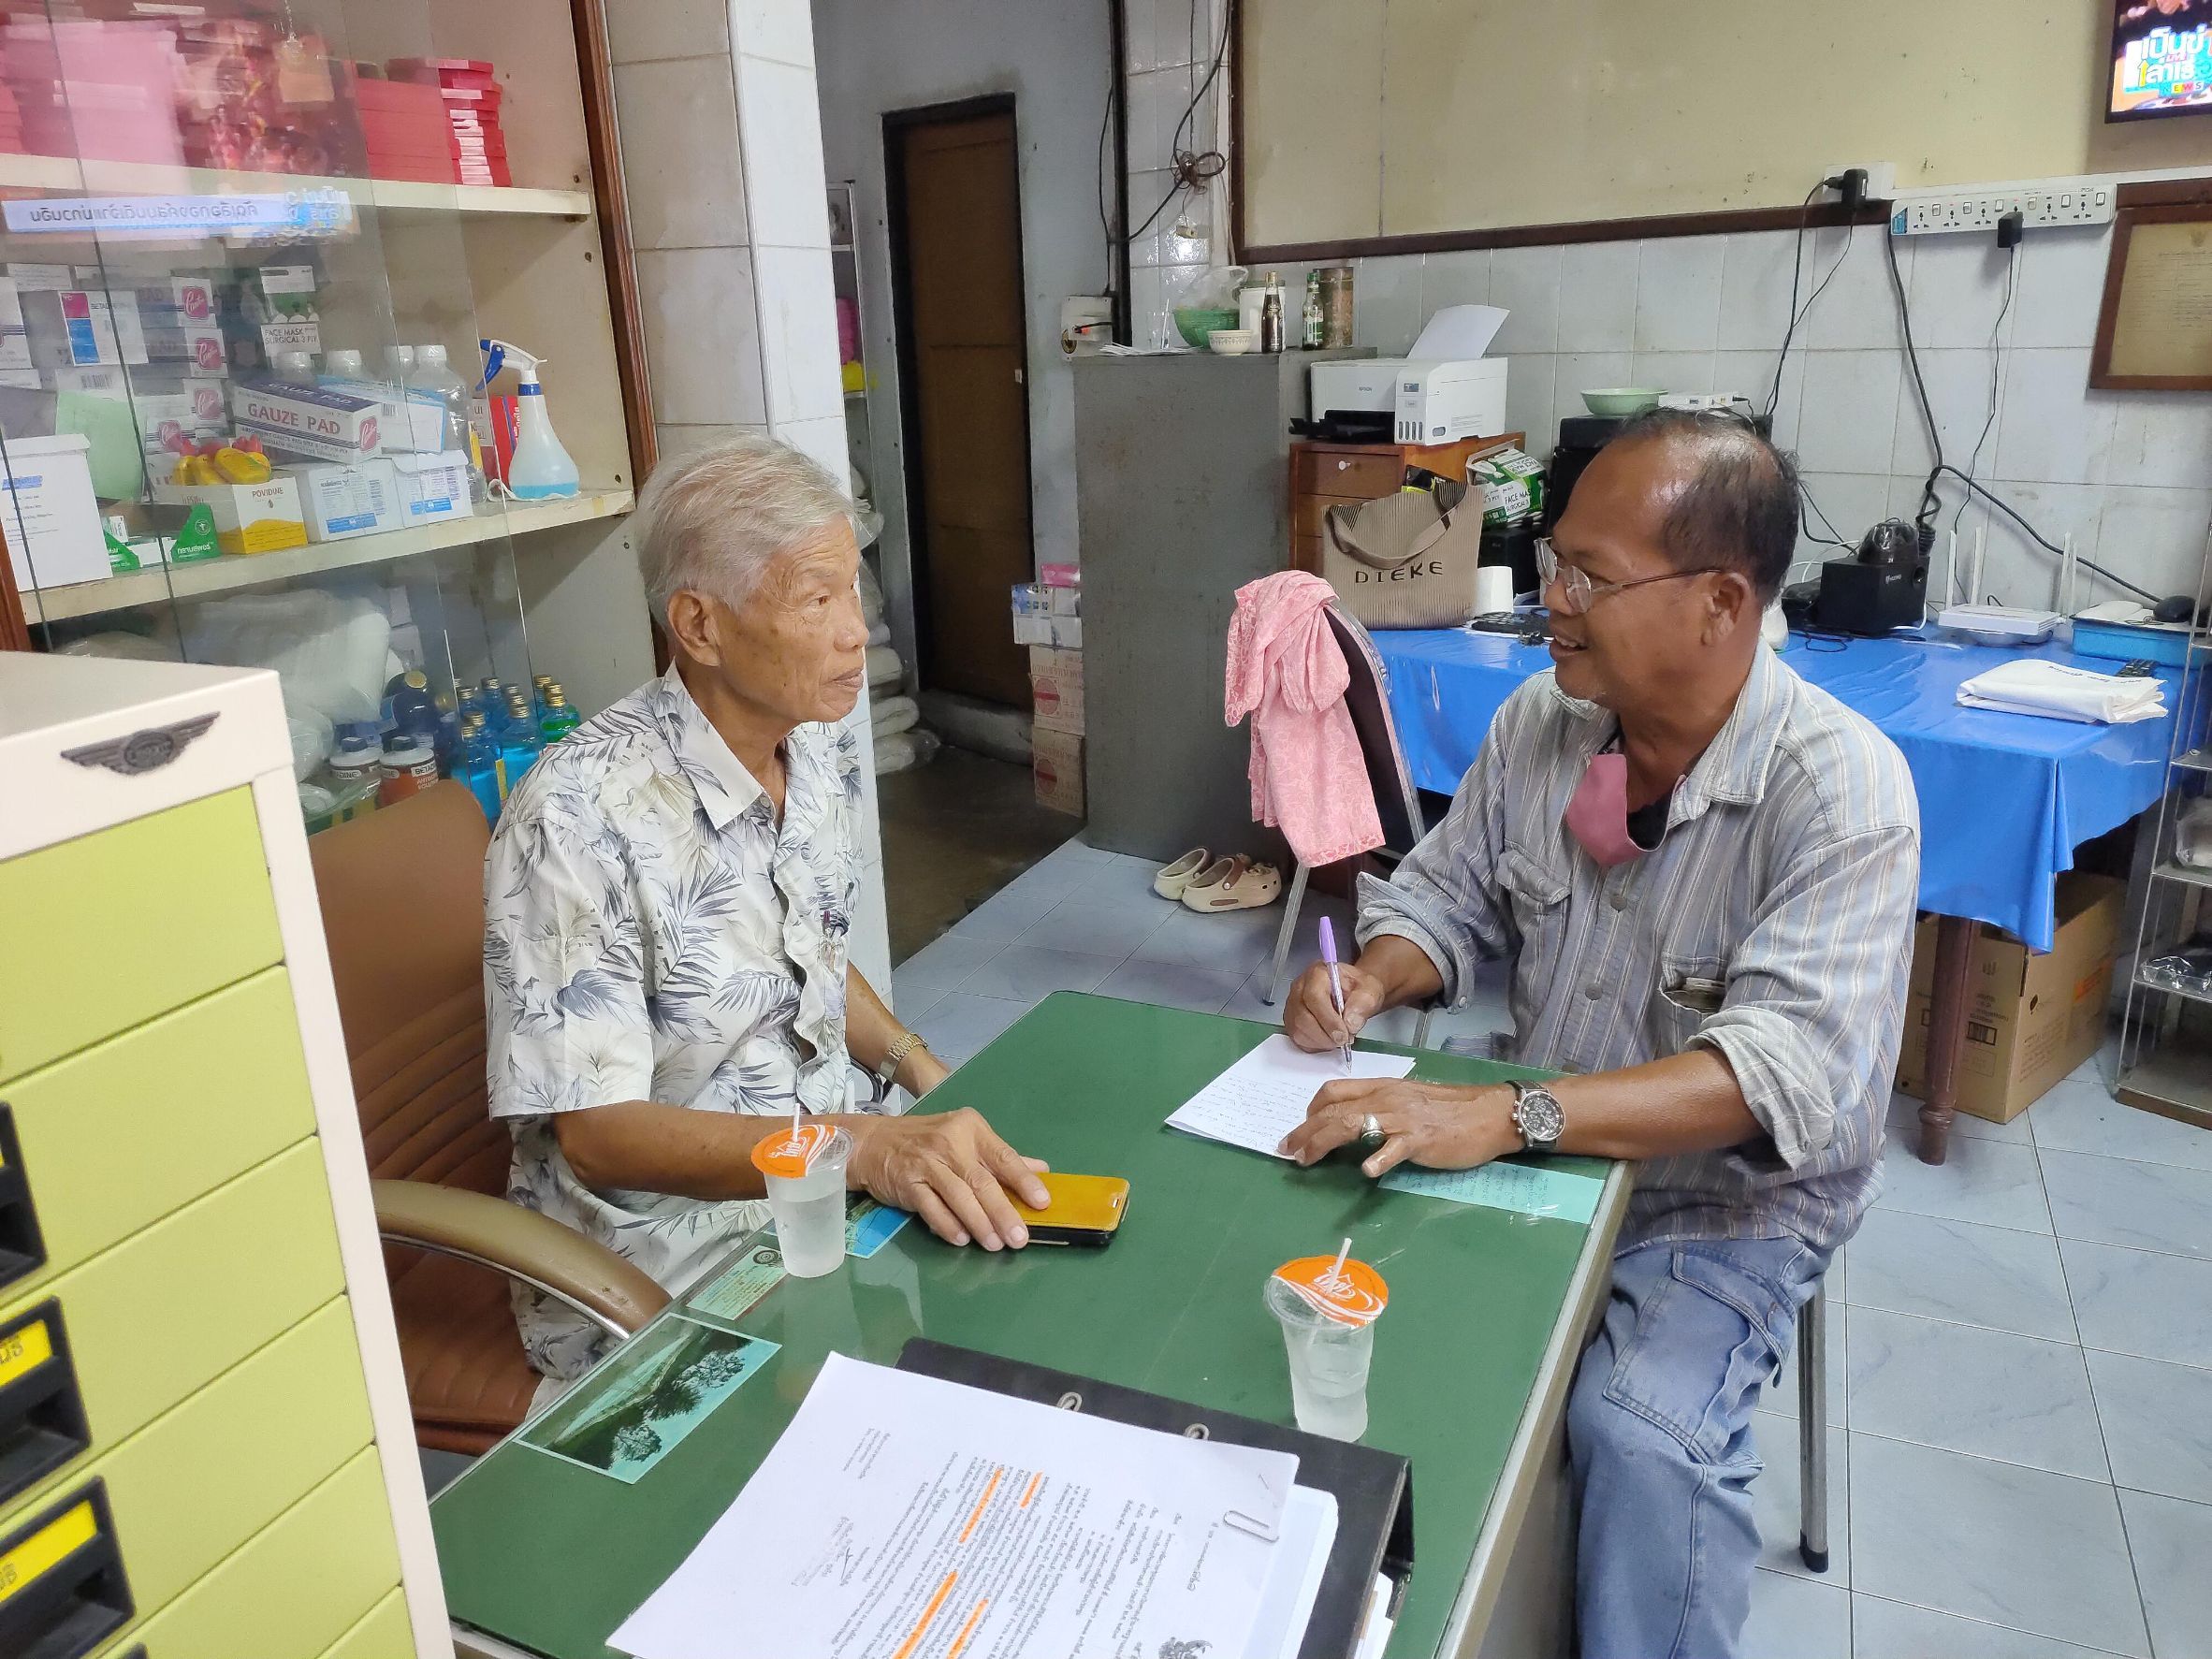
[0,61,23,156]
[1,14,353,176]
[352,72,457,183]
[1895,873,2125,1124]
[389,59,511,187]
[3,17,185,166]
[1019,564,1084,815]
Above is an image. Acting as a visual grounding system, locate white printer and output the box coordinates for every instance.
[1308,357,1509,444]
[1304,303,1512,444]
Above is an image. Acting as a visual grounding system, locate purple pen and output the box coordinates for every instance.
[1319,917,1351,1072]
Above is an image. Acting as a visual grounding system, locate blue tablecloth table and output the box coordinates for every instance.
[1370,628,2181,1163]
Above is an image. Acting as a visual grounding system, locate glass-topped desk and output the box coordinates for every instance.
[433,993,1629,1659]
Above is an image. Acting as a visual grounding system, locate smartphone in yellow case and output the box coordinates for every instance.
[1012,1173,1130,1247]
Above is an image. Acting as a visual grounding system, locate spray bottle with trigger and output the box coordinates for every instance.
[479,338,580,499]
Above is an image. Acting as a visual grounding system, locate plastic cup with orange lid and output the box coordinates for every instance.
[750,1121,852,1278]
[1265,1242,1388,1441]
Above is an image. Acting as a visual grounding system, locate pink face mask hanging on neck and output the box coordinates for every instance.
[1563,750,1644,868]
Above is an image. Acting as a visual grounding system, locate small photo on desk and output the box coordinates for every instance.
[521,1314,779,1484]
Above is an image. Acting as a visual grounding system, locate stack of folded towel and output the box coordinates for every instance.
[1957,660,2168,724]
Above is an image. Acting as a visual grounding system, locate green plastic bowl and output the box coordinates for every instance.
[1173,306,1240,348]
[1581,387,1665,416]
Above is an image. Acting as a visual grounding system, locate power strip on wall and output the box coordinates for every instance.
[1888,178,2117,237]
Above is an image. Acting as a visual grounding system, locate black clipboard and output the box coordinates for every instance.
[896,1337,1413,1659]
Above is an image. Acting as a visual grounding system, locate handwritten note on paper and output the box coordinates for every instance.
[1380,1159,1604,1225]
[1166,1034,1417,1158]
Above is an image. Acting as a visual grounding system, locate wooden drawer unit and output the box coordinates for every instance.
[0,1142,342,1519]
[1288,434,1524,575]
[1292,444,1406,498]
[1291,491,1372,544]
[0,1300,373,1658]
[0,789,284,1087]
[95,1445,400,1659]
[0,968,315,1302]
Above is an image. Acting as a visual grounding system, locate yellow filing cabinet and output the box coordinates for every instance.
[94,1447,401,1659]
[0,654,444,1656]
[0,1143,347,1528]
[0,788,284,1089]
[0,968,318,1302]
[325,1588,415,1659]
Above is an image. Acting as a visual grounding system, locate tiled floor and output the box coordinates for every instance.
[895,837,2212,1659]
[877,748,1077,961]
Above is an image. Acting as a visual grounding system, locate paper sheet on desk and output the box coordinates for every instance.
[608,1352,1300,1659]
[1250,1486,1337,1659]
[1381,1159,1604,1224]
[1166,1034,1417,1158]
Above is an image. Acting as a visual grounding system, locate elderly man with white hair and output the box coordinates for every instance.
[485,434,1049,1388]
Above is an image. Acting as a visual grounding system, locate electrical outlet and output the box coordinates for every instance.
[1889,177,2116,237]
[1822,162,1897,201]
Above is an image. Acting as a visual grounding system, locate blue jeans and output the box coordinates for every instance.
[1567,1234,1829,1659]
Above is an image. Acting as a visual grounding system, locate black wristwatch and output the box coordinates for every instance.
[1510,1082,1565,1154]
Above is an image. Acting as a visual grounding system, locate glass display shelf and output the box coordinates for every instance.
[0,0,656,842]
[27,488,632,622]
[0,150,589,216]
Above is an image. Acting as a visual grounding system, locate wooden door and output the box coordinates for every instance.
[889,104,1034,707]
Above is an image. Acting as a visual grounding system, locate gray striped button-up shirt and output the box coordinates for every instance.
[1361,643,1920,1251]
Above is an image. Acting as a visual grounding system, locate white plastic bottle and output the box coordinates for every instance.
[409,343,488,502]
[481,338,580,500]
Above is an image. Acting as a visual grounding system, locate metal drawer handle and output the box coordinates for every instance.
[61,714,217,777]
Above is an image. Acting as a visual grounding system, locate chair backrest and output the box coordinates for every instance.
[309,781,508,1197]
[1323,604,1428,857]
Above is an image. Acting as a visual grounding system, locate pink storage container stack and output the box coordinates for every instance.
[387,58,511,188]
[6,17,185,166]
[352,73,457,183]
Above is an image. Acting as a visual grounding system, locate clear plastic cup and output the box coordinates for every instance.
[751,1124,852,1279]
[1265,1255,1388,1442]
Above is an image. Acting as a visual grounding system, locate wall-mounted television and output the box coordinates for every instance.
[2110,2,2212,120]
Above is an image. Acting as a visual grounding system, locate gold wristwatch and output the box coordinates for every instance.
[876,1030,929,1089]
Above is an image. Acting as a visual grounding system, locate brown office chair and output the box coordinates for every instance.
[1259,603,1440,1045]
[311,781,668,1453]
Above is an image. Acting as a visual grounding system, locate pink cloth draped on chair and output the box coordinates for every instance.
[1224,571,1385,866]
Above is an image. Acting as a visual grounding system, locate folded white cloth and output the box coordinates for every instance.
[870,693,919,737]
[865,643,904,691]
[1957,659,2167,724]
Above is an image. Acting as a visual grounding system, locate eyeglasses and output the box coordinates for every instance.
[1535,539,1725,618]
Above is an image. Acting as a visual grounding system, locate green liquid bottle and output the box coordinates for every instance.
[539,685,581,743]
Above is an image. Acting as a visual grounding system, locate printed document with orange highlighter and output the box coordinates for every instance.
[608,1352,1304,1659]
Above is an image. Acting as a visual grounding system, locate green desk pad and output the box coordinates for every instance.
[434,992,1618,1658]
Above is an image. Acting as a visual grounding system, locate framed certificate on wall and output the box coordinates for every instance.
[2092,182,2212,390]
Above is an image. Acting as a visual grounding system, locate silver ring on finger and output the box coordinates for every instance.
[1359,1113,1386,1151]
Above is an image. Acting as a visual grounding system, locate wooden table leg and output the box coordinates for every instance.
[1917,915,1977,1166]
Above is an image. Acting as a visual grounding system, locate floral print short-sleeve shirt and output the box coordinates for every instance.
[484,665,862,1382]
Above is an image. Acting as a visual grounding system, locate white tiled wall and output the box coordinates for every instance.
[1123,0,1231,352]
[1340,223,2212,608]
[610,0,892,993]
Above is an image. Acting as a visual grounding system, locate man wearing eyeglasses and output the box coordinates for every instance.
[1282,409,1919,1659]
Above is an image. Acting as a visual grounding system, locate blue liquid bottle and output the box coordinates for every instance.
[458,713,505,822]
[500,693,544,793]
